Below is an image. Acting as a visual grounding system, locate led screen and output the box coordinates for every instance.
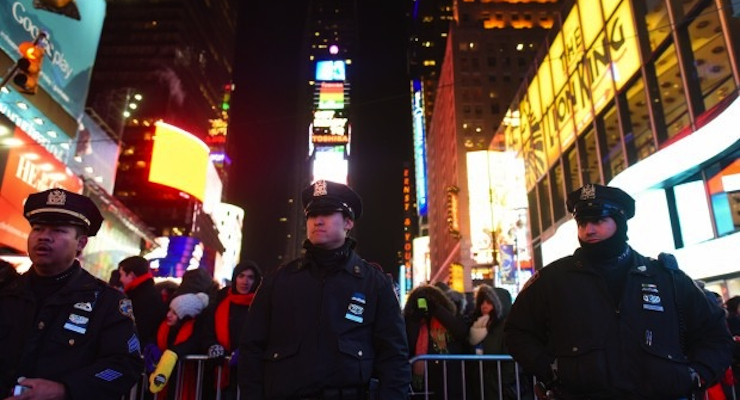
[312,146,347,184]
[318,82,344,110]
[149,122,210,202]
[315,60,346,81]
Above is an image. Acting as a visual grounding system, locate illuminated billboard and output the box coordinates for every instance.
[149,122,210,202]
[315,60,346,81]
[312,146,348,184]
[511,0,640,189]
[317,82,345,110]
[0,0,106,119]
[0,113,83,252]
[311,109,349,145]
[412,80,429,216]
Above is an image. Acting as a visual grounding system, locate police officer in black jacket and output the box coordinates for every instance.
[0,189,143,400]
[239,180,410,400]
[504,184,732,399]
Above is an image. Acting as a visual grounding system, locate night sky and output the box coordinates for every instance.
[229,0,413,274]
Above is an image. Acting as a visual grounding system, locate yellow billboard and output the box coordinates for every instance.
[149,122,210,202]
[505,0,640,190]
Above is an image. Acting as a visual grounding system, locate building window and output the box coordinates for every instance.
[601,103,625,182]
[654,43,690,141]
[643,0,671,52]
[624,75,656,162]
[580,127,601,185]
[687,2,734,113]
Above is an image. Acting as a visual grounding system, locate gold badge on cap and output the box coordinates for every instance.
[313,180,328,197]
[580,184,596,201]
[46,189,67,206]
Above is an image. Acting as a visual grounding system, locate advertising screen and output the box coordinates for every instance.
[312,146,347,184]
[67,112,121,194]
[0,113,82,252]
[0,0,106,120]
[315,60,346,81]
[317,82,345,110]
[412,80,428,216]
[149,122,210,203]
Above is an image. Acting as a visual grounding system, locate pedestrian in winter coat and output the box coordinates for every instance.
[239,180,410,400]
[405,284,469,399]
[119,255,167,346]
[468,285,529,400]
[203,260,262,400]
[505,184,733,399]
[0,189,143,399]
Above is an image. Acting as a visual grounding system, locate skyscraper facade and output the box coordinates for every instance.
[420,0,562,290]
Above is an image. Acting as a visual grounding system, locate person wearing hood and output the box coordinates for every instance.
[239,180,410,400]
[404,284,469,399]
[504,184,732,399]
[204,260,262,400]
[468,285,527,400]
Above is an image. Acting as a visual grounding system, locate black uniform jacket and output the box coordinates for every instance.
[504,248,732,400]
[239,249,410,400]
[0,262,144,399]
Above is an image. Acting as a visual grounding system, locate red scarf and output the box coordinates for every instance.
[123,272,153,293]
[157,319,195,351]
[413,317,447,376]
[215,292,254,350]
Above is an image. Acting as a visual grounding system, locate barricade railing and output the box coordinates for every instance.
[126,355,238,400]
[125,353,737,400]
[409,354,536,400]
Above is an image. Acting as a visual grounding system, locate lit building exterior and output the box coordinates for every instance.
[284,0,359,260]
[85,0,238,277]
[422,0,561,290]
[0,0,159,278]
[500,0,740,296]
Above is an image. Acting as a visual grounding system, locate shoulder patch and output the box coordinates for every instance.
[119,298,134,320]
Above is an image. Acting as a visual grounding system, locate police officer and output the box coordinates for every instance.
[504,183,733,399]
[0,189,143,400]
[239,180,411,400]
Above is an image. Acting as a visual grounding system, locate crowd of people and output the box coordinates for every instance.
[1,183,739,400]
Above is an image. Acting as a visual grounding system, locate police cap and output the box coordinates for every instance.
[566,184,635,220]
[24,188,104,236]
[302,180,363,221]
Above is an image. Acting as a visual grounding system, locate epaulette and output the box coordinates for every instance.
[366,261,383,272]
[657,252,680,270]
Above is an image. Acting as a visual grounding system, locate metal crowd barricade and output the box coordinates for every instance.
[409,354,536,400]
[124,353,737,400]
[125,354,238,400]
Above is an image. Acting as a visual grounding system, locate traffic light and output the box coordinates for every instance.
[13,42,44,94]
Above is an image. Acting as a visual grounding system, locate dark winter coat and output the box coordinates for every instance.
[239,246,410,400]
[0,262,143,399]
[404,284,470,400]
[505,247,732,399]
[125,275,167,346]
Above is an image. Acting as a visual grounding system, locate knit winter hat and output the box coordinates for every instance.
[169,292,209,319]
